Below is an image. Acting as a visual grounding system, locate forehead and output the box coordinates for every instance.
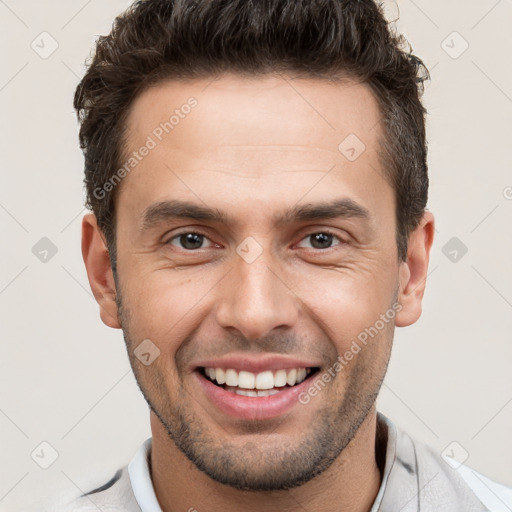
[124,73,382,154]
[118,73,392,228]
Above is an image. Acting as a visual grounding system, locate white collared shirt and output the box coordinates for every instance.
[51,412,512,511]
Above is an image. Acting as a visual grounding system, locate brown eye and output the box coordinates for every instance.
[169,232,211,250]
[309,233,334,249]
[297,232,343,250]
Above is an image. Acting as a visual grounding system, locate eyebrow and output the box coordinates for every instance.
[140,198,370,231]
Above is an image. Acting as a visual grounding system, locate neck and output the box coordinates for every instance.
[150,406,383,512]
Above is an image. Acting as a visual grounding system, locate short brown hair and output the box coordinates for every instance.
[74,0,429,264]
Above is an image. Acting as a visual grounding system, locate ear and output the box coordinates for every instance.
[395,211,435,327]
[81,213,121,329]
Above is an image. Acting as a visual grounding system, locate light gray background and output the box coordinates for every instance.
[1,1,511,510]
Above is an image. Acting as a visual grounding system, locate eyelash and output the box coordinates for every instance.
[166,230,346,251]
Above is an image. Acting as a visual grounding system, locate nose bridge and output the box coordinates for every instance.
[214,240,298,340]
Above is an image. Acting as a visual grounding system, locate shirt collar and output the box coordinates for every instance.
[370,411,398,511]
[128,437,163,512]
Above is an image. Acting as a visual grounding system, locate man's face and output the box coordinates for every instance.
[102,74,410,490]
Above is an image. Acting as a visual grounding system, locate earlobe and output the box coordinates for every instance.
[81,213,121,329]
[395,211,435,327]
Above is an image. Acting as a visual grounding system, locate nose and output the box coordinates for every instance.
[214,247,299,341]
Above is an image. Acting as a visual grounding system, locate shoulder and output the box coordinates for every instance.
[377,412,512,512]
[411,434,512,511]
[45,466,141,512]
[445,456,512,512]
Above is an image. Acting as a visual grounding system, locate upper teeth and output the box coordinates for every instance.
[204,367,310,389]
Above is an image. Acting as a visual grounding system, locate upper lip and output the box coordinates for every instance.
[192,354,322,374]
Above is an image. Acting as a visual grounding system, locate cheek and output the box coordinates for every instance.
[119,268,219,351]
[290,263,397,348]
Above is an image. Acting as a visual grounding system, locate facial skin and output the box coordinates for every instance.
[82,74,434,512]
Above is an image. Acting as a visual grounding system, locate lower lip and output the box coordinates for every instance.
[194,371,316,421]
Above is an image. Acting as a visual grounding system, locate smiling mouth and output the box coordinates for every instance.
[200,366,321,397]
